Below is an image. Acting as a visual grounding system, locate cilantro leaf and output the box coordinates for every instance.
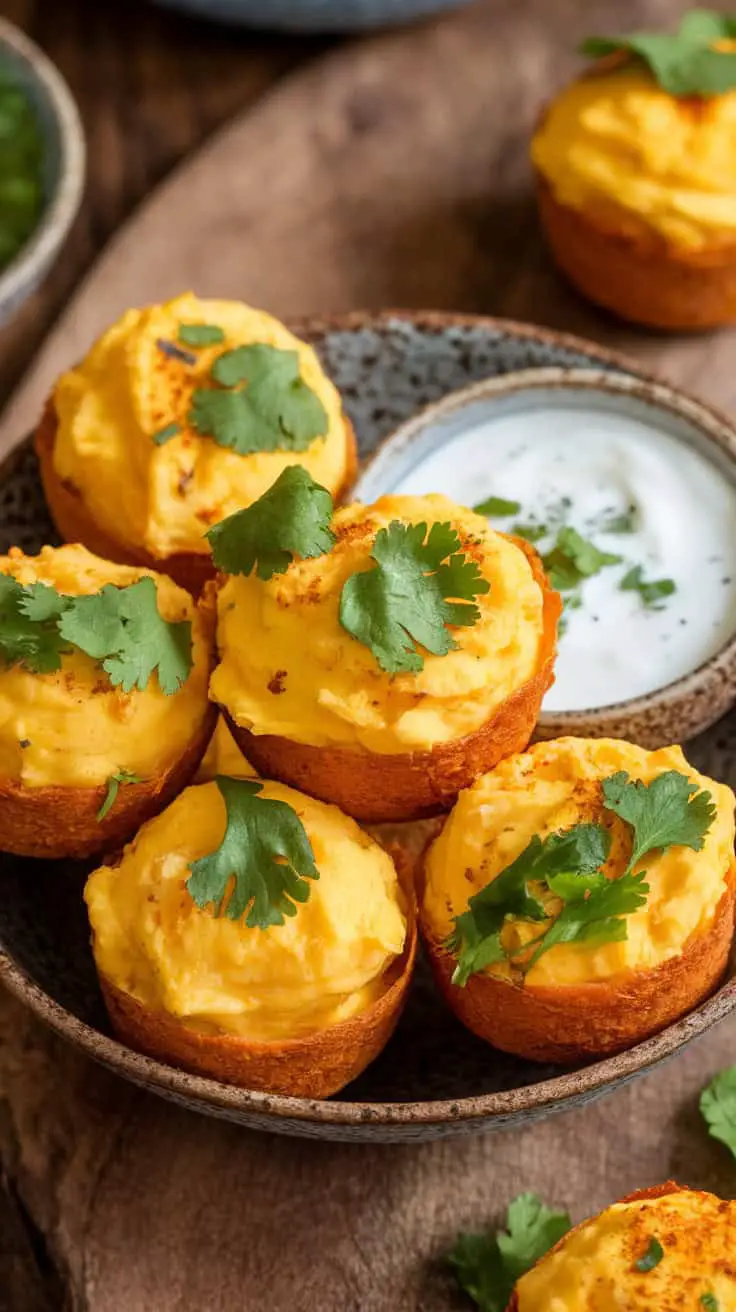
[701,1293,720,1311]
[580,12,736,96]
[635,1237,664,1273]
[0,575,69,674]
[190,388,274,454]
[207,466,335,580]
[524,870,649,971]
[449,825,610,986]
[178,323,225,347]
[542,527,621,591]
[97,769,144,822]
[190,343,328,455]
[512,523,547,544]
[620,565,676,609]
[679,10,736,43]
[601,509,636,534]
[700,1066,736,1161]
[187,776,319,928]
[602,770,715,875]
[58,577,192,695]
[339,520,490,675]
[449,1193,571,1312]
[214,344,328,446]
[152,422,180,445]
[473,495,522,517]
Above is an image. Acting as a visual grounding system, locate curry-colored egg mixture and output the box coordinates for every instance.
[515,1190,736,1310]
[85,778,408,1042]
[211,493,546,754]
[52,293,353,561]
[532,58,736,250]
[0,544,212,788]
[423,737,735,986]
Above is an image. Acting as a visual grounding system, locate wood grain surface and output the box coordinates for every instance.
[2,1,736,1309]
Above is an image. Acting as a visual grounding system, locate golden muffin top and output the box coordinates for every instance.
[0,543,212,788]
[209,481,549,754]
[423,737,735,987]
[516,1188,736,1310]
[532,37,736,251]
[85,775,408,1042]
[52,293,353,561]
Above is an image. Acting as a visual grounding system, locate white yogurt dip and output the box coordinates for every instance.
[389,397,736,712]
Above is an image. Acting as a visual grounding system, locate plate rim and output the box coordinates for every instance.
[2,307,734,1132]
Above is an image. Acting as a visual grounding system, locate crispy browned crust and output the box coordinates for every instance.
[35,401,359,597]
[422,866,735,1064]
[98,910,417,1100]
[504,1182,692,1311]
[0,702,217,860]
[225,538,562,823]
[536,172,736,330]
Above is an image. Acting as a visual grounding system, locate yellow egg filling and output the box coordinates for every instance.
[196,716,256,782]
[423,737,735,985]
[52,292,353,561]
[516,1190,736,1311]
[85,779,408,1042]
[0,544,212,789]
[210,494,545,755]
[532,62,736,251]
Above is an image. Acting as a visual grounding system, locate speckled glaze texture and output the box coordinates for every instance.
[0,19,85,325]
[1,312,734,1142]
[154,0,472,33]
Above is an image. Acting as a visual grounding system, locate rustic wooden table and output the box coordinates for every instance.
[0,0,328,408]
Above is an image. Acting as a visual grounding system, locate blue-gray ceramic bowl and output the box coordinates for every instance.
[0,18,85,326]
[0,311,734,1141]
[154,0,472,32]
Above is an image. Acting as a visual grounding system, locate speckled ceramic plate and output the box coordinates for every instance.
[1,310,734,1142]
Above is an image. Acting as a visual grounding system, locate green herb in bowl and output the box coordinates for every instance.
[0,68,44,271]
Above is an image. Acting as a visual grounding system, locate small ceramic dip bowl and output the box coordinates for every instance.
[354,367,736,749]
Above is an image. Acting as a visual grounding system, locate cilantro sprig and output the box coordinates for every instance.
[190,342,328,455]
[700,1066,736,1161]
[340,520,490,675]
[473,495,522,518]
[634,1236,664,1273]
[97,769,144,822]
[0,575,69,673]
[178,323,225,347]
[542,527,621,592]
[581,10,736,97]
[58,579,192,694]
[620,565,676,610]
[0,575,192,695]
[187,776,319,928]
[602,769,715,874]
[448,1193,571,1312]
[211,476,490,675]
[207,466,335,580]
[449,768,714,987]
